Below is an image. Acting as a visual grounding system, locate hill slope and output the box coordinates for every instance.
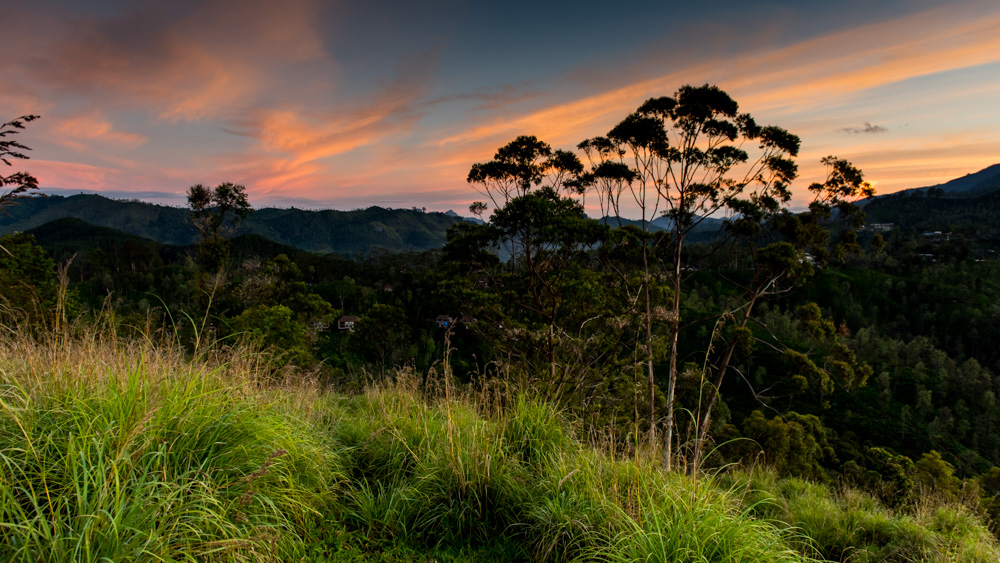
[886,163,1000,197]
[864,186,1000,239]
[1,194,465,255]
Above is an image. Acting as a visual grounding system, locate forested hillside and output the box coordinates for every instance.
[865,186,1000,241]
[0,193,465,254]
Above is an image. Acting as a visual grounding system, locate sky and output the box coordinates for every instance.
[3,0,1000,216]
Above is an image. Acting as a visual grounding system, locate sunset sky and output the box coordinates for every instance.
[4,0,1000,216]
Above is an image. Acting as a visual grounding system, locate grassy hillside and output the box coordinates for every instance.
[0,194,464,254]
[2,327,998,561]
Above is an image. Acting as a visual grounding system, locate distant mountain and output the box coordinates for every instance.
[858,164,1000,237]
[24,217,341,269]
[650,215,726,233]
[445,209,483,224]
[597,215,726,233]
[2,194,197,245]
[1,194,465,255]
[887,163,1000,198]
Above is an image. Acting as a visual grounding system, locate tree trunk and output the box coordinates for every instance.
[644,241,656,441]
[663,234,684,471]
[690,296,759,475]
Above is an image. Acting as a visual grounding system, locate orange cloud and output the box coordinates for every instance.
[224,50,436,193]
[9,0,1000,212]
[54,112,147,149]
[729,10,1000,114]
[9,1,332,122]
[440,4,1000,151]
[27,159,174,194]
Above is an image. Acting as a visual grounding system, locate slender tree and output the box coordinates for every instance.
[579,135,659,440]
[600,85,800,470]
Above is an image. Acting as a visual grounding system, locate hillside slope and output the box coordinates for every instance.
[1,194,465,255]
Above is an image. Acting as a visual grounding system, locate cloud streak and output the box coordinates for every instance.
[838,122,889,135]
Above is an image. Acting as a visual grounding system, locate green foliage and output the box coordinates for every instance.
[796,302,835,341]
[828,341,872,392]
[4,326,1000,561]
[865,187,1000,240]
[442,185,627,412]
[843,447,916,507]
[326,387,814,562]
[0,233,59,324]
[351,304,410,369]
[230,304,312,367]
[915,450,961,496]
[0,336,336,561]
[782,349,833,396]
[739,410,834,480]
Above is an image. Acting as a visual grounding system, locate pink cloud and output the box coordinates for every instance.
[7,1,332,122]
[29,159,180,194]
[54,112,147,149]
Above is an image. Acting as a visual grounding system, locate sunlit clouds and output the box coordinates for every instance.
[55,112,147,150]
[4,0,1000,215]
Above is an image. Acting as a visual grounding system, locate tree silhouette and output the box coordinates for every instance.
[467,135,585,213]
[187,182,253,271]
[187,182,253,242]
[0,115,41,214]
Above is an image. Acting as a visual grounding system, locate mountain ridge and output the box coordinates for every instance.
[884,163,1000,198]
[1,194,467,255]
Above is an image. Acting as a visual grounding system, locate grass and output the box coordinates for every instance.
[1,327,998,561]
[718,468,1000,562]
[0,330,337,561]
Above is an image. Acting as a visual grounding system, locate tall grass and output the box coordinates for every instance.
[2,326,999,561]
[0,329,336,561]
[718,467,1000,562]
[321,386,814,562]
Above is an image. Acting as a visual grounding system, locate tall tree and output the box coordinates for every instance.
[446,186,608,392]
[598,85,801,469]
[187,182,253,241]
[579,134,658,444]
